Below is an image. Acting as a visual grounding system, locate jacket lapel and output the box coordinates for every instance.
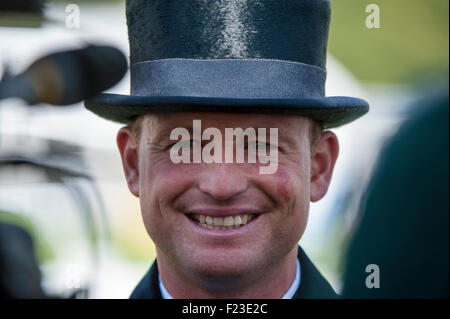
[294,247,338,298]
[129,261,162,299]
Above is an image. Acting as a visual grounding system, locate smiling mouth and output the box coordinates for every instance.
[187,214,258,230]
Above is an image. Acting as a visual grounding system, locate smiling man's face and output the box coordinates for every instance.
[117,112,338,292]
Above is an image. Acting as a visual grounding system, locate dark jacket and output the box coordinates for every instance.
[130,246,338,299]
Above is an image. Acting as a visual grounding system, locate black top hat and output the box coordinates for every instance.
[85,0,369,128]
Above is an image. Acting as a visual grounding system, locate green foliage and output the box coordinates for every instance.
[329,0,449,83]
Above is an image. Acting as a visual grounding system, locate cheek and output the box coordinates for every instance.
[140,158,196,205]
[270,166,310,227]
[139,159,199,243]
[275,171,295,202]
[263,169,309,250]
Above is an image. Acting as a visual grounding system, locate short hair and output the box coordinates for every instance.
[309,119,323,149]
[129,114,146,142]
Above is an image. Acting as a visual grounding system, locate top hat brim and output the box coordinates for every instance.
[84,93,368,129]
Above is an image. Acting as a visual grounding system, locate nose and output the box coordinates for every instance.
[197,164,249,201]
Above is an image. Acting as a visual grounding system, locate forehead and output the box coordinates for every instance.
[140,112,311,137]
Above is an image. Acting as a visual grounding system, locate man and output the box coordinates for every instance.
[85,0,368,298]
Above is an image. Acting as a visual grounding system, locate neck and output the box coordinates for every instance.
[157,246,299,298]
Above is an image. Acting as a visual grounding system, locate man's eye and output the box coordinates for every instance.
[247,141,270,150]
[170,139,199,148]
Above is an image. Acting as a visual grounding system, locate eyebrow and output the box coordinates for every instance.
[149,126,194,143]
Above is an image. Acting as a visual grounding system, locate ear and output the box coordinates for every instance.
[117,127,140,197]
[310,131,339,202]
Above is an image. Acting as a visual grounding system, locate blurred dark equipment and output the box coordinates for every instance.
[0,45,127,105]
[0,0,46,28]
[342,83,449,298]
[0,138,109,298]
[0,1,123,300]
[0,0,45,13]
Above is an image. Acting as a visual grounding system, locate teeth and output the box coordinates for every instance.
[190,213,256,229]
[213,217,224,226]
[224,216,234,226]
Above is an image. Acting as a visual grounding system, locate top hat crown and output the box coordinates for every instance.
[127,0,330,67]
[85,0,368,128]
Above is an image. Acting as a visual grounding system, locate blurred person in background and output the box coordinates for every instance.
[342,82,449,298]
[85,0,368,298]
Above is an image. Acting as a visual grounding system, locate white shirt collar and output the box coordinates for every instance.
[159,274,173,299]
[159,257,301,299]
[281,258,301,299]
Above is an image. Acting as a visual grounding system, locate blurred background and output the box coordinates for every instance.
[0,0,448,298]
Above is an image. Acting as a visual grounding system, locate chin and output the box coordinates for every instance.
[184,247,262,278]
